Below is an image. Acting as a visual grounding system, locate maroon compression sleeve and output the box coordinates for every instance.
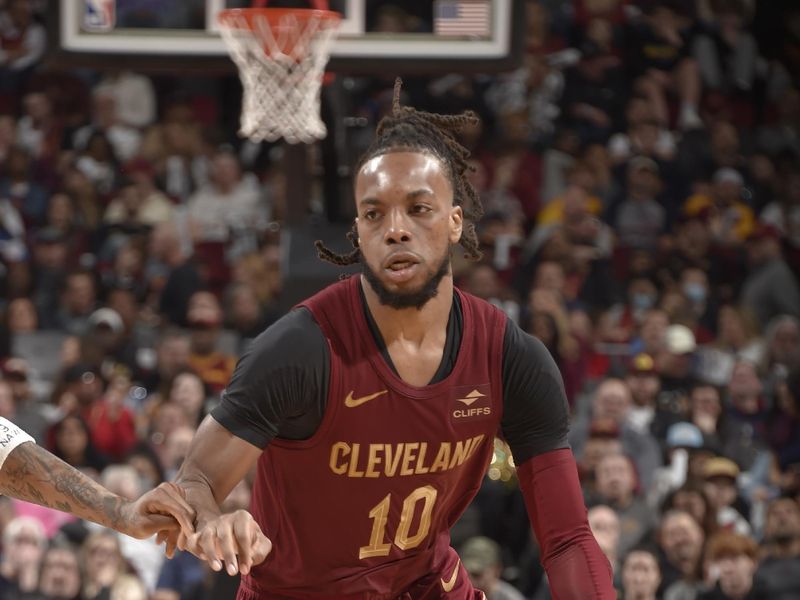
[516,448,615,599]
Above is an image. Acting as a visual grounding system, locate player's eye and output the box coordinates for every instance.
[364,210,379,220]
[411,204,431,214]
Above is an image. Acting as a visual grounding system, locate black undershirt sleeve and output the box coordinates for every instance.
[210,307,329,448]
[501,319,571,465]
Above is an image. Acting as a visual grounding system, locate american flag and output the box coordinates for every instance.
[434,0,491,37]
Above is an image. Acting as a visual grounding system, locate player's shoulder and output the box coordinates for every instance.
[502,318,554,364]
[247,307,326,358]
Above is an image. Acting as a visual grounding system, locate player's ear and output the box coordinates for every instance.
[449,206,463,244]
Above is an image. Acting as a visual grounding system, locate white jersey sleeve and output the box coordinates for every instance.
[0,417,35,470]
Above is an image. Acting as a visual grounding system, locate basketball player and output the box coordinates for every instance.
[173,81,615,598]
[0,416,194,543]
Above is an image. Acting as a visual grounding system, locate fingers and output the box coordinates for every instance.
[184,511,271,576]
[251,532,273,567]
[216,522,239,576]
[233,517,253,575]
[143,484,196,536]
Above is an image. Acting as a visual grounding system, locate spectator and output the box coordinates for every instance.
[613,157,666,251]
[620,546,662,600]
[34,543,82,600]
[0,0,46,90]
[741,225,800,327]
[588,504,621,576]
[0,145,48,226]
[0,516,47,597]
[185,291,235,396]
[186,149,268,244]
[55,270,98,337]
[460,536,525,600]
[78,531,133,600]
[47,414,108,476]
[657,510,705,599]
[104,160,173,227]
[702,457,751,536]
[626,3,703,130]
[755,497,800,599]
[93,70,156,130]
[700,531,764,599]
[148,221,203,328]
[571,378,663,489]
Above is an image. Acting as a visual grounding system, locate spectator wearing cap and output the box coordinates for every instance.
[755,497,800,599]
[649,422,706,509]
[570,379,662,489]
[625,353,663,436]
[655,324,697,401]
[657,509,706,599]
[612,157,666,251]
[699,531,766,600]
[459,536,525,600]
[593,453,656,557]
[185,291,235,396]
[104,160,173,228]
[702,457,751,536]
[741,224,800,327]
[620,546,661,600]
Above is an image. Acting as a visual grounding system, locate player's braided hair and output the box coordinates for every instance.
[315,78,484,266]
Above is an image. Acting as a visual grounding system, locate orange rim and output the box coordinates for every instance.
[218,8,342,28]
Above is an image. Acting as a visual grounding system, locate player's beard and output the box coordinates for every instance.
[361,248,451,310]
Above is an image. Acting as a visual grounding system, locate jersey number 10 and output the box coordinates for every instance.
[359,485,438,559]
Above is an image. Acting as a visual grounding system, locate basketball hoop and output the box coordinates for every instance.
[218,6,341,144]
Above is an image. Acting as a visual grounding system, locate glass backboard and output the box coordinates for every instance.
[55,0,523,73]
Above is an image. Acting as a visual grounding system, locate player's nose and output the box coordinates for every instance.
[383,209,411,244]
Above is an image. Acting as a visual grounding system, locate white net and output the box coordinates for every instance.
[218,10,341,144]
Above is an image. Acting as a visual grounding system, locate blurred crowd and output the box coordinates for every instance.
[0,0,798,599]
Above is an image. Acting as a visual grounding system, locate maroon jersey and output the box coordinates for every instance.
[239,276,506,599]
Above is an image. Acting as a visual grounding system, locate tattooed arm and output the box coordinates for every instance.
[0,425,195,540]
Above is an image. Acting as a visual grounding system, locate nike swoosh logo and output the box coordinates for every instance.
[441,559,460,593]
[344,389,388,408]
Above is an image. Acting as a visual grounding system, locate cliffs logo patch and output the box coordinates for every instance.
[451,384,492,421]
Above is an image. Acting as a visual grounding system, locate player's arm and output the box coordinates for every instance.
[176,308,328,575]
[500,321,615,599]
[173,415,268,575]
[0,418,194,540]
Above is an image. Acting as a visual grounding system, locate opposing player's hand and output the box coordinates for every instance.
[123,482,196,545]
[183,509,272,576]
